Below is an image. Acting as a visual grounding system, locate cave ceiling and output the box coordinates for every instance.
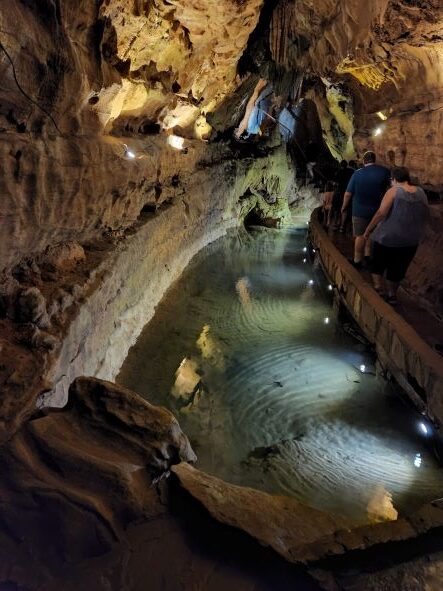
[0,0,441,275]
[1,1,442,150]
[98,0,443,142]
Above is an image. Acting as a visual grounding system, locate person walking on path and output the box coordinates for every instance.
[363,166,429,305]
[322,181,335,227]
[341,151,390,268]
[333,160,354,231]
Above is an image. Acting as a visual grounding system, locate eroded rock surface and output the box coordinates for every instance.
[0,377,195,582]
[173,463,443,568]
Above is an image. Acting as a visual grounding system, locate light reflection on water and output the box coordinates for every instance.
[118,223,443,524]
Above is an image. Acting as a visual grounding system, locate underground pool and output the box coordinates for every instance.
[118,220,443,525]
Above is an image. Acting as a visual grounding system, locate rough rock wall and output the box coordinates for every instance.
[278,0,443,186]
[0,0,264,276]
[0,377,196,586]
[404,205,443,319]
[0,141,302,442]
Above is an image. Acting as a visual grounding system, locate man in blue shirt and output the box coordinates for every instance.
[341,151,391,268]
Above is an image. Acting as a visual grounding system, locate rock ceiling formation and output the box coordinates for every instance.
[0,0,441,273]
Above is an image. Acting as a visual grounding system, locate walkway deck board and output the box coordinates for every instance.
[309,209,443,425]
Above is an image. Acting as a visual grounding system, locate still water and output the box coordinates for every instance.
[118,220,443,524]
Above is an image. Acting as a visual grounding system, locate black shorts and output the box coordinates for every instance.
[371,242,418,282]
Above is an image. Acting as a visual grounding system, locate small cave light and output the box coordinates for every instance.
[373,125,385,137]
[328,284,333,291]
[359,364,366,373]
[376,111,388,121]
[168,135,185,150]
[123,144,136,159]
[418,421,431,436]
[303,247,307,252]
[324,317,330,324]
[312,249,316,253]
[414,453,422,468]
[308,279,314,285]
[303,258,307,263]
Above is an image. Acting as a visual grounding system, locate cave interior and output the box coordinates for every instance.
[0,0,443,589]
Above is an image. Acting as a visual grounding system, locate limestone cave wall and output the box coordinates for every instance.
[279,0,443,187]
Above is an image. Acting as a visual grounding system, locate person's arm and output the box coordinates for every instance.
[341,191,352,212]
[341,174,355,213]
[363,188,396,239]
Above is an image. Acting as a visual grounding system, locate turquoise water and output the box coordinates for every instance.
[118,221,443,524]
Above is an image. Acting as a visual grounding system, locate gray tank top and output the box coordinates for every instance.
[372,186,429,247]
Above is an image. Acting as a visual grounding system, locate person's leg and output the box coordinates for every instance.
[370,241,387,295]
[326,208,332,227]
[352,217,369,265]
[354,235,365,262]
[339,209,347,232]
[385,245,418,303]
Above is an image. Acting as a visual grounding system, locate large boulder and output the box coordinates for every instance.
[0,377,196,580]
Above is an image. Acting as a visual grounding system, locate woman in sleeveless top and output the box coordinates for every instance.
[363,166,429,305]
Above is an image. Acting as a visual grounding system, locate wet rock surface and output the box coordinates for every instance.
[172,463,443,566]
[0,376,323,590]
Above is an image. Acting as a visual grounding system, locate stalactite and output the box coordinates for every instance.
[269,0,298,67]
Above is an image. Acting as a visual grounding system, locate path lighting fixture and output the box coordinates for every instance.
[377,111,388,121]
[328,284,333,291]
[303,247,307,252]
[359,364,366,373]
[418,421,431,436]
[308,279,314,285]
[324,317,330,324]
[414,453,422,468]
[312,249,316,253]
[168,135,185,150]
[303,258,307,263]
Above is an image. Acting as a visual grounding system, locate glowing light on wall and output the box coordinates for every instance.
[328,284,333,291]
[418,421,431,436]
[308,279,314,285]
[373,125,385,137]
[168,135,185,150]
[377,111,388,121]
[360,364,366,373]
[324,317,330,324]
[123,144,136,159]
[414,453,422,468]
